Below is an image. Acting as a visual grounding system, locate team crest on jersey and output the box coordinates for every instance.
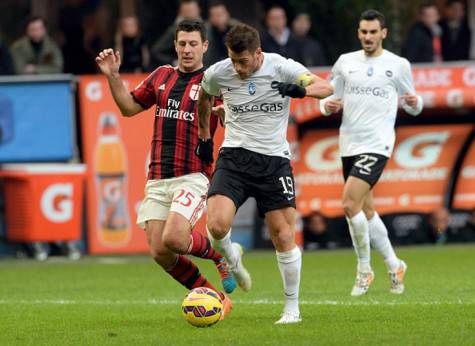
[189,84,201,101]
[385,70,393,77]
[367,66,374,76]
[248,82,256,95]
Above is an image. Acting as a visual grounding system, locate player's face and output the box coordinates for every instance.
[358,20,387,56]
[228,48,263,80]
[175,31,208,72]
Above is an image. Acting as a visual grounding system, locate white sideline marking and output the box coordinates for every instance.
[0,299,472,306]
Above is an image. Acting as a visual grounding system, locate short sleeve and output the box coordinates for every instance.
[279,57,309,84]
[201,66,221,96]
[131,68,160,109]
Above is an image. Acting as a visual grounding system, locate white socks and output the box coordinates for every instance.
[276,246,301,314]
[368,212,399,271]
[206,227,238,266]
[347,211,371,272]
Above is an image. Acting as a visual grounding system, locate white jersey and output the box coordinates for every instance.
[320,50,423,158]
[201,53,308,158]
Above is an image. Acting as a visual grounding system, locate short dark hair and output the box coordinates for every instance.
[175,19,207,42]
[208,0,226,10]
[225,23,260,53]
[24,16,45,31]
[359,9,386,29]
[419,2,437,14]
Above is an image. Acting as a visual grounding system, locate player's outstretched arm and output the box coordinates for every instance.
[304,74,334,99]
[195,87,215,164]
[95,48,143,117]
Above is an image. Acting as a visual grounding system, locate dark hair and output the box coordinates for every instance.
[359,9,386,29]
[208,0,226,10]
[225,23,260,53]
[179,0,199,6]
[175,19,207,42]
[419,2,437,14]
[23,15,45,31]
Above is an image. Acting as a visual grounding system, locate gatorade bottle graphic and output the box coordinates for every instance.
[95,112,130,247]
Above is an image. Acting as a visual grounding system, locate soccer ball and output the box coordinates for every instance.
[181,287,223,327]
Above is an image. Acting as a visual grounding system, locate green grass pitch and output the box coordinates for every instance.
[0,245,474,345]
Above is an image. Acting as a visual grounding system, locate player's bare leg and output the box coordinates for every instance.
[146,220,232,318]
[266,207,302,324]
[206,194,252,292]
[161,212,236,294]
[343,177,374,296]
[364,194,407,294]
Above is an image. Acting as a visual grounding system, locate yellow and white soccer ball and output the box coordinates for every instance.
[181,287,223,327]
[296,73,313,87]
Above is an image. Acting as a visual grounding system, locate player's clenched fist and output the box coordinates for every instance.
[401,93,418,108]
[271,81,307,99]
[324,98,343,114]
[95,49,121,77]
[195,138,214,165]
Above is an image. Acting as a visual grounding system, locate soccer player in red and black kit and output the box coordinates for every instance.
[95,20,235,318]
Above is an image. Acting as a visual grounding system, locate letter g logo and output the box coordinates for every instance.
[305,136,341,171]
[394,132,449,169]
[41,184,74,223]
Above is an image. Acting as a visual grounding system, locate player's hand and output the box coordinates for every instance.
[401,93,418,108]
[271,81,306,99]
[324,98,343,114]
[212,104,225,126]
[195,138,214,165]
[95,49,121,77]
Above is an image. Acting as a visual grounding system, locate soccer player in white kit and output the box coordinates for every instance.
[195,23,333,324]
[320,10,423,296]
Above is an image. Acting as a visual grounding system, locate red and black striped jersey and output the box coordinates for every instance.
[131,65,218,180]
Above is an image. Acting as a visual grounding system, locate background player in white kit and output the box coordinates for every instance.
[195,23,333,324]
[320,10,423,296]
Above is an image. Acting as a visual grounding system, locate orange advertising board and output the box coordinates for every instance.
[78,74,223,254]
[295,125,472,217]
[291,63,475,123]
[453,134,475,209]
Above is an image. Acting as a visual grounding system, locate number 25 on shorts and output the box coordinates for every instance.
[173,189,196,207]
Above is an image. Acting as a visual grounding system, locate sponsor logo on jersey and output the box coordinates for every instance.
[155,98,195,121]
[189,84,200,101]
[248,82,256,95]
[345,85,390,99]
[227,102,284,113]
[367,66,374,76]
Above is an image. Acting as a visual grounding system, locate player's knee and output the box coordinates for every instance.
[342,198,360,218]
[206,216,231,239]
[272,226,295,250]
[149,244,172,266]
[162,233,187,254]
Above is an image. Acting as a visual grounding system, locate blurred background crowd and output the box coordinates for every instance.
[0,0,473,76]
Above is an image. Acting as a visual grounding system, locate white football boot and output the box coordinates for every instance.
[275,311,302,325]
[389,260,407,294]
[230,242,252,292]
[351,270,374,296]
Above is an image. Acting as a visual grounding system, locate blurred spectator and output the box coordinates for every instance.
[114,16,149,73]
[303,211,338,250]
[291,13,326,67]
[0,40,14,75]
[402,3,443,63]
[261,6,303,63]
[58,0,100,74]
[10,16,63,74]
[440,0,471,61]
[426,207,451,245]
[150,0,201,67]
[204,1,239,67]
[449,208,475,242]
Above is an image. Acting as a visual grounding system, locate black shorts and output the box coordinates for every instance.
[208,147,296,216]
[341,153,388,188]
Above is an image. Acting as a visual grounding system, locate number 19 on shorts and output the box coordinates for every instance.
[279,176,294,199]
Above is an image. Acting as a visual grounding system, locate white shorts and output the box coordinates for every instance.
[136,173,209,229]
